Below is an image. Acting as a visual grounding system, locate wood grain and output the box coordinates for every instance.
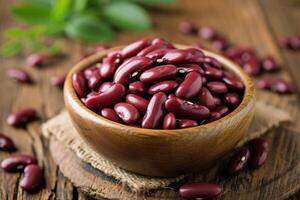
[0,0,299,199]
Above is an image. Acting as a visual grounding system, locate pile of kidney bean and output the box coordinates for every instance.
[72,38,245,129]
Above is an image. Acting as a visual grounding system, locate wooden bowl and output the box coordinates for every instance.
[64,45,255,177]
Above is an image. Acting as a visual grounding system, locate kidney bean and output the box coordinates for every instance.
[148,80,178,95]
[184,48,205,63]
[197,87,216,110]
[137,42,173,57]
[222,76,244,92]
[178,119,198,128]
[214,106,229,117]
[0,133,16,151]
[207,81,228,95]
[101,108,122,123]
[26,53,49,67]
[247,138,268,168]
[289,35,300,50]
[242,57,261,76]
[98,82,113,93]
[1,154,37,172]
[179,182,223,199]
[100,52,122,78]
[7,108,37,127]
[140,64,177,84]
[114,103,140,124]
[20,164,42,191]
[178,63,204,75]
[6,68,32,83]
[142,92,167,129]
[72,71,88,98]
[202,56,223,69]
[224,93,241,108]
[261,56,279,72]
[176,72,202,100]
[204,66,223,80]
[50,75,65,88]
[163,113,176,129]
[84,66,98,79]
[198,26,217,40]
[87,69,102,90]
[84,84,125,111]
[207,111,221,123]
[179,21,198,35]
[257,78,294,94]
[165,97,210,120]
[213,96,223,106]
[128,81,147,95]
[120,39,150,59]
[126,94,149,113]
[145,49,169,60]
[114,56,153,85]
[202,76,207,85]
[151,38,174,48]
[227,147,250,175]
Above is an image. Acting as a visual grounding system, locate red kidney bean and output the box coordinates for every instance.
[84,65,98,79]
[207,111,221,123]
[128,81,147,95]
[114,56,153,85]
[197,87,216,110]
[101,108,122,123]
[214,105,230,117]
[178,63,204,75]
[227,147,250,175]
[163,113,176,129]
[50,75,65,88]
[73,71,88,98]
[140,64,177,84]
[142,92,167,129]
[261,56,279,72]
[224,93,241,108]
[289,35,300,50]
[0,133,16,151]
[121,39,150,59]
[1,154,37,172]
[179,21,198,35]
[257,78,294,94]
[20,164,42,191]
[84,84,125,111]
[151,38,174,48]
[247,138,268,168]
[26,53,49,67]
[100,52,122,78]
[202,76,207,85]
[145,49,169,60]
[202,56,223,69]
[150,49,204,64]
[137,42,173,57]
[6,68,32,83]
[148,80,178,95]
[178,119,198,128]
[176,72,202,100]
[213,96,223,106]
[165,97,210,120]
[179,182,223,199]
[98,82,113,93]
[222,76,244,92]
[212,36,230,52]
[204,65,223,80]
[198,26,216,40]
[7,108,37,127]
[114,103,140,124]
[207,81,228,95]
[242,57,261,76]
[126,94,149,113]
[87,69,102,90]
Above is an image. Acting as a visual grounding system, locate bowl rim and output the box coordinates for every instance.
[64,44,255,136]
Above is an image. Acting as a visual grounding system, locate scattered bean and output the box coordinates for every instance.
[6,68,32,83]
[227,147,250,175]
[20,164,43,191]
[0,133,16,151]
[7,108,38,127]
[179,182,223,199]
[1,154,37,172]
[247,138,268,168]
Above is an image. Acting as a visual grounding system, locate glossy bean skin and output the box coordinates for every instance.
[7,108,37,127]
[222,76,244,92]
[213,96,223,106]
[179,183,223,199]
[163,113,176,129]
[121,39,150,59]
[257,78,293,94]
[87,69,102,90]
[84,84,125,111]
[0,133,16,151]
[178,119,198,128]
[114,103,140,124]
[227,147,250,175]
[1,154,37,172]
[84,66,98,79]
[204,66,223,80]
[176,72,202,100]
[261,56,279,72]
[100,52,122,78]
[207,111,221,123]
[126,94,149,113]
[224,93,241,108]
[140,64,177,84]
[20,164,43,191]
[98,82,113,93]
[247,138,268,168]
[128,81,147,95]
[202,56,223,69]
[148,80,178,95]
[197,87,216,110]
[72,72,88,98]
[207,81,228,95]
[165,97,210,120]
[26,53,49,67]
[178,63,204,75]
[142,92,167,129]
[114,56,153,85]
[50,75,65,88]
[213,106,229,117]
[6,68,32,83]
[137,42,173,57]
[242,57,261,76]
[101,108,122,123]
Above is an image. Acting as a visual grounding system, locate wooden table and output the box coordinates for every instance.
[1,0,300,199]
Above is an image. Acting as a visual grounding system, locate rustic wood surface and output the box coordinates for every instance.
[0,0,300,199]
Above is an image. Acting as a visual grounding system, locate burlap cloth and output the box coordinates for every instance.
[42,101,291,192]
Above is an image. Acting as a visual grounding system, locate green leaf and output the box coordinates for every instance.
[51,0,72,22]
[65,15,114,43]
[24,0,54,7]
[11,3,51,24]
[103,2,151,31]
[4,28,25,39]
[130,0,177,4]
[0,42,22,57]
[73,0,88,13]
